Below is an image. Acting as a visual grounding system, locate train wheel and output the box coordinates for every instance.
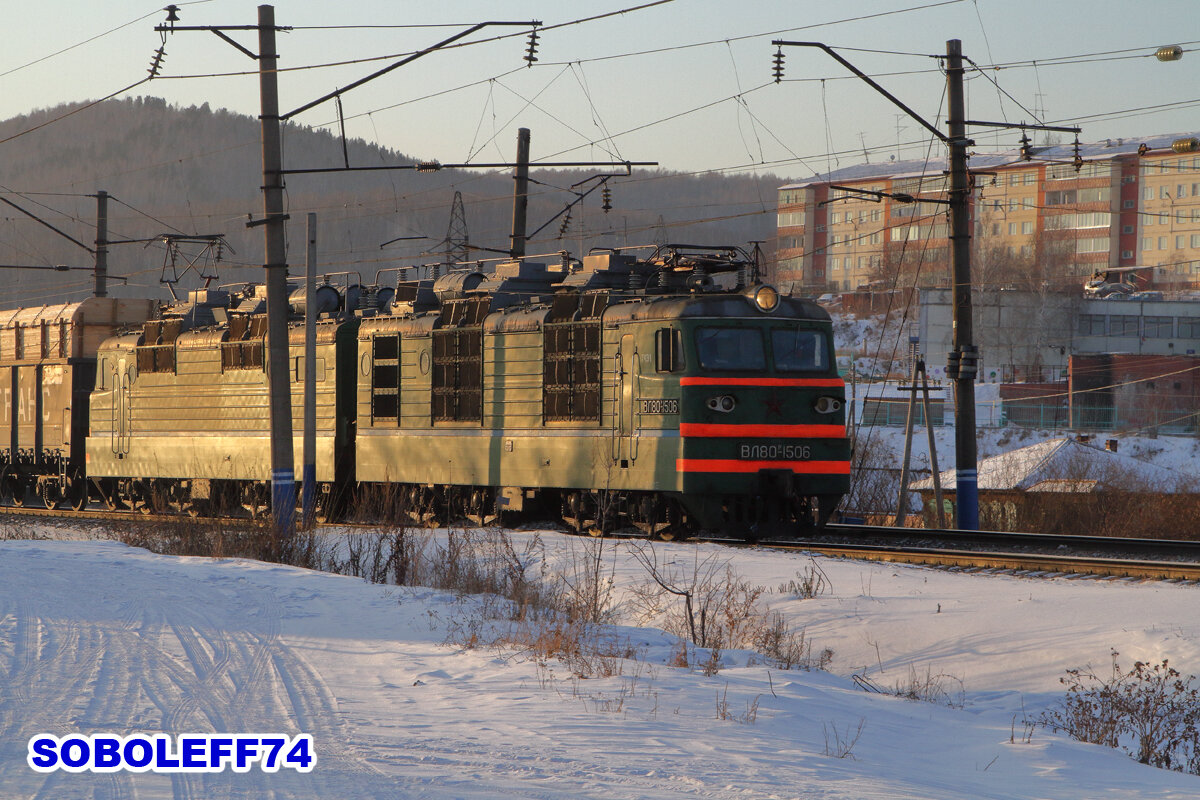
[67,475,88,512]
[465,488,497,527]
[40,481,64,511]
[135,487,152,515]
[311,483,334,525]
[240,482,267,520]
[562,491,586,535]
[8,476,27,508]
[651,500,692,542]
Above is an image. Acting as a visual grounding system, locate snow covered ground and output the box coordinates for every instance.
[4,529,1200,799]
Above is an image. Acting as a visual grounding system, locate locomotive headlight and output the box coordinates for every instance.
[707,394,737,413]
[749,284,779,313]
[813,395,842,414]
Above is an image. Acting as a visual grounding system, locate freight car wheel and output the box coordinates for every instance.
[40,481,64,511]
[67,475,88,512]
[7,476,27,508]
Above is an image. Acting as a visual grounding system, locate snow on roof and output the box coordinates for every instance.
[779,131,1200,190]
[911,436,1187,494]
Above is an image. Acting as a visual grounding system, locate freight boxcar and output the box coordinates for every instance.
[0,297,157,509]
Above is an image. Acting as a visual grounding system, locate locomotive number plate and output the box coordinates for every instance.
[739,443,812,460]
[641,399,679,414]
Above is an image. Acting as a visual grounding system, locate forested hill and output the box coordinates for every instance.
[0,97,787,308]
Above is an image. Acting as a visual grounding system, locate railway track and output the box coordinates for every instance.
[6,505,1200,582]
[759,523,1200,581]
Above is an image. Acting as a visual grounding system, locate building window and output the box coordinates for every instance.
[1077,314,1106,335]
[1144,316,1173,338]
[1109,315,1140,337]
[1021,221,1034,235]
[1179,317,1200,337]
[1142,237,1154,251]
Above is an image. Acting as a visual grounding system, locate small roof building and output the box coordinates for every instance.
[911,437,1195,536]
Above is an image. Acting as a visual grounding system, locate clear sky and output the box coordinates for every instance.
[2,0,1198,182]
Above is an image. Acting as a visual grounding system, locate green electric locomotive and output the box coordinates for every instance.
[356,245,849,539]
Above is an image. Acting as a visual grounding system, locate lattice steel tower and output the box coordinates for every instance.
[444,191,469,268]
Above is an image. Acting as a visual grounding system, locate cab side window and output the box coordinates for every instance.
[655,328,685,373]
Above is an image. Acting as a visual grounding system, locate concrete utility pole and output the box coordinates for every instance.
[509,127,531,258]
[302,213,317,527]
[257,4,296,534]
[94,190,108,298]
[944,39,979,530]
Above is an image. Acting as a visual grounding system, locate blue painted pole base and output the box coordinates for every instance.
[956,469,979,531]
[272,468,297,536]
[301,464,316,529]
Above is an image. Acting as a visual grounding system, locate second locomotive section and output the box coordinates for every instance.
[356,247,849,538]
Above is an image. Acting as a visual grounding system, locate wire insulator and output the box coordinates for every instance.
[148,46,167,78]
[772,48,785,83]
[601,186,612,213]
[558,210,571,238]
[525,29,540,67]
[1019,131,1032,161]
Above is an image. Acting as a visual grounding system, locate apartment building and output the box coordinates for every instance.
[777,133,1200,293]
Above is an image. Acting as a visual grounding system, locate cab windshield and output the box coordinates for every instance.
[771,327,828,372]
[694,327,766,371]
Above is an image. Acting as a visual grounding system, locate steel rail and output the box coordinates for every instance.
[755,540,1200,582]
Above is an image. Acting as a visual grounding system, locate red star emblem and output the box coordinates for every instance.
[764,393,784,418]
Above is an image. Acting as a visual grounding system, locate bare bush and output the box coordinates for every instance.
[104,516,290,563]
[627,542,832,672]
[626,543,762,651]
[715,684,760,724]
[753,612,834,671]
[1042,652,1200,772]
[823,719,866,759]
[892,664,965,709]
[556,537,617,624]
[778,560,832,599]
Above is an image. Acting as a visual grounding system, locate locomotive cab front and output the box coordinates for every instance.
[671,289,850,536]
